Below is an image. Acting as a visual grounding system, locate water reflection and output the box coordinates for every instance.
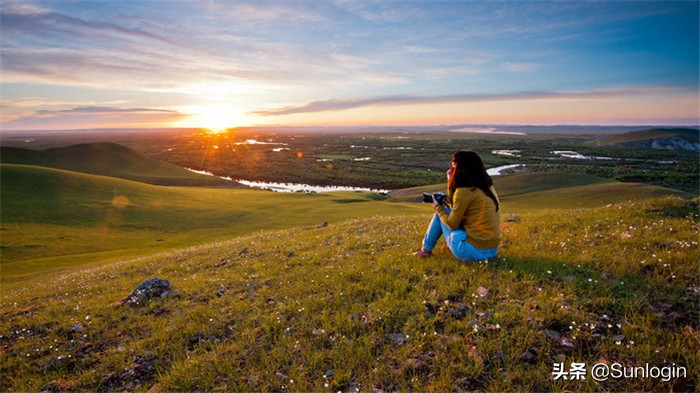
[185,168,389,194]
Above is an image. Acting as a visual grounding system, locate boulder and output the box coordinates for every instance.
[120,278,174,306]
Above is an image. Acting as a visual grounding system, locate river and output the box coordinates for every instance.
[187,164,525,193]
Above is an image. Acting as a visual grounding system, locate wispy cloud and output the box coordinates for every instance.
[1,9,177,45]
[2,105,188,130]
[251,87,685,116]
[501,62,542,73]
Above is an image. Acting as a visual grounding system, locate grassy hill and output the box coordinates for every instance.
[3,168,689,280]
[596,127,699,148]
[0,143,237,187]
[387,172,685,208]
[1,197,697,392]
[0,164,424,279]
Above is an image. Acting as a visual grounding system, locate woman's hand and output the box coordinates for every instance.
[446,167,453,182]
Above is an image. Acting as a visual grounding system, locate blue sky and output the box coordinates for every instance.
[1,0,698,130]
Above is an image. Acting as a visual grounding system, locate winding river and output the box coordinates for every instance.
[186,164,524,194]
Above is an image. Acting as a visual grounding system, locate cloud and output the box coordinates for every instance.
[0,9,176,45]
[2,105,189,130]
[501,62,542,73]
[251,86,685,116]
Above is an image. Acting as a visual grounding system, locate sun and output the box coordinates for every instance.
[189,105,245,133]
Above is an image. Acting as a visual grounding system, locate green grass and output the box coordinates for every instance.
[1,197,697,392]
[1,157,697,391]
[387,172,682,206]
[502,182,689,210]
[0,143,235,187]
[1,164,423,279]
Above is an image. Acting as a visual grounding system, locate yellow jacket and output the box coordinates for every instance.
[434,186,501,249]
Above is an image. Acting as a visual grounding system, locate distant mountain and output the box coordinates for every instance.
[0,142,240,187]
[596,128,699,150]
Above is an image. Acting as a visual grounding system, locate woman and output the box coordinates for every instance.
[413,150,501,261]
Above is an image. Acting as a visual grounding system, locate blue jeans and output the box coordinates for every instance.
[422,208,498,262]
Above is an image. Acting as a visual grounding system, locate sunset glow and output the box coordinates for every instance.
[0,1,697,130]
[183,105,249,133]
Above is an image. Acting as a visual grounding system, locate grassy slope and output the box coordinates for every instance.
[387,172,685,208]
[0,143,237,187]
[0,198,697,392]
[387,172,610,203]
[597,127,699,146]
[1,164,423,279]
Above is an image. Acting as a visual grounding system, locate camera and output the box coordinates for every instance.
[422,192,447,205]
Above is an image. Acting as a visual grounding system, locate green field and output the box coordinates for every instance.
[0,141,697,392]
[0,143,236,187]
[1,196,697,392]
[0,164,424,279]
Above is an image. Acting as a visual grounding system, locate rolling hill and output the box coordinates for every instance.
[386,172,685,207]
[596,127,699,150]
[2,166,690,280]
[0,164,424,279]
[0,142,239,187]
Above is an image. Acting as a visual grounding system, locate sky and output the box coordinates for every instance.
[1,0,698,131]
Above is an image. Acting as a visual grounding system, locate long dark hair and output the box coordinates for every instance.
[449,151,499,211]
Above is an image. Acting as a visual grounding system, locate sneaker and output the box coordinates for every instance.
[412,248,432,258]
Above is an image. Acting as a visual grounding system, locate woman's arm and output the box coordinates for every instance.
[435,188,469,230]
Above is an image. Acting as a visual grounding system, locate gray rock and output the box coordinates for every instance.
[386,333,406,346]
[121,278,172,306]
[475,287,490,298]
[545,329,561,341]
[561,337,576,348]
[520,349,537,363]
[467,320,485,333]
[46,355,70,370]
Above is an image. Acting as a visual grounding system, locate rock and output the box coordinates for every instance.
[317,221,329,228]
[323,369,335,378]
[476,311,494,320]
[215,258,228,268]
[120,352,159,383]
[475,287,490,298]
[467,320,485,333]
[239,247,249,255]
[386,333,406,346]
[448,307,466,320]
[46,356,71,371]
[612,334,625,343]
[67,324,83,337]
[287,251,296,258]
[504,215,521,223]
[545,329,561,341]
[520,349,537,364]
[121,278,173,306]
[561,337,576,348]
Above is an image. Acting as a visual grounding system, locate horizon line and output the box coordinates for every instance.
[1,124,700,135]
